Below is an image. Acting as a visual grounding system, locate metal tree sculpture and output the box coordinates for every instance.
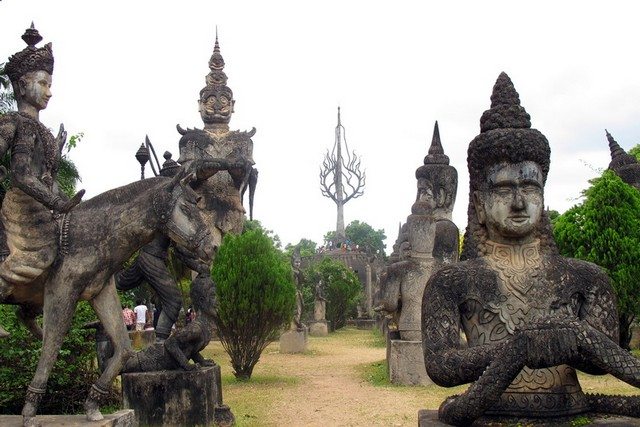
[320,107,366,244]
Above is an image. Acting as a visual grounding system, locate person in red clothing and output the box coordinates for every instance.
[122,304,135,331]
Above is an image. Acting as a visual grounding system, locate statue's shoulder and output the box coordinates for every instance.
[427,259,488,294]
[0,112,21,132]
[554,255,611,290]
[177,125,209,146]
[229,127,256,141]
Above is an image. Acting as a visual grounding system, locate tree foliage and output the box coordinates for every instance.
[305,257,361,330]
[284,238,317,258]
[0,302,120,414]
[324,220,387,256]
[211,229,296,380]
[628,144,640,161]
[553,170,640,348]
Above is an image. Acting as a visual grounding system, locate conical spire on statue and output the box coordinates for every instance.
[606,130,638,170]
[480,72,531,133]
[424,121,450,165]
[605,130,640,189]
[200,28,232,100]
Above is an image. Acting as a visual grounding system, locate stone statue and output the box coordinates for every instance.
[115,153,206,342]
[313,279,326,322]
[607,130,640,189]
[421,72,640,426]
[4,156,243,426]
[290,246,305,330]
[115,33,257,341]
[122,273,217,372]
[375,122,458,341]
[0,25,85,338]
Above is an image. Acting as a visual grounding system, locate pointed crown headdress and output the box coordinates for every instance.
[5,23,54,83]
[199,33,233,101]
[467,72,550,191]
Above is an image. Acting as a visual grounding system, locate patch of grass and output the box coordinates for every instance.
[369,328,387,348]
[222,373,299,386]
[360,359,389,386]
[570,415,592,426]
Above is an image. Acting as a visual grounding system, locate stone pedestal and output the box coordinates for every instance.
[279,329,307,353]
[388,339,432,386]
[122,365,234,426]
[0,410,136,427]
[418,409,640,426]
[308,320,329,337]
[129,330,155,349]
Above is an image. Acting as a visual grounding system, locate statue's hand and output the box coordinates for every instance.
[517,317,580,369]
[54,189,85,213]
[55,123,67,153]
[183,362,198,371]
[200,359,216,367]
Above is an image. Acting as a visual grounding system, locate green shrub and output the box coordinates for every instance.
[0,302,120,414]
[305,257,361,330]
[212,229,296,380]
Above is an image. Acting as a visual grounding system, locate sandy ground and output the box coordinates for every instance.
[205,328,461,427]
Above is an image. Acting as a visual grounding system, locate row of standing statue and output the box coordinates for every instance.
[0,24,254,426]
[2,21,640,427]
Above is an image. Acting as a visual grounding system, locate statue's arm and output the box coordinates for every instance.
[572,262,620,375]
[164,331,198,370]
[422,267,496,387]
[192,352,215,367]
[374,261,407,313]
[0,116,16,162]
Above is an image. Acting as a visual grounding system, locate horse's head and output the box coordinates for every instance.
[155,171,215,262]
[155,156,252,266]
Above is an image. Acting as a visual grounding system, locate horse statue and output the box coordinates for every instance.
[0,157,244,427]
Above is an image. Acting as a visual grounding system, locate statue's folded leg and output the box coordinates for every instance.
[439,339,526,426]
[575,324,640,417]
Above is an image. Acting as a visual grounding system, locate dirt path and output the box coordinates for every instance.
[206,328,456,426]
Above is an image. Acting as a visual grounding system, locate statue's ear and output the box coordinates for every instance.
[17,77,27,97]
[472,191,486,225]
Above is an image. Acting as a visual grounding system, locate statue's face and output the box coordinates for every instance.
[474,160,544,244]
[19,70,52,111]
[413,178,437,214]
[199,93,234,125]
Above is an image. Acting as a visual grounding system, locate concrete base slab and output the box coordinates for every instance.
[308,321,329,337]
[279,329,308,353]
[418,409,640,426]
[122,365,232,426]
[0,410,136,427]
[388,339,432,386]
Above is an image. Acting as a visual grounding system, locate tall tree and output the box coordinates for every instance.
[211,229,295,380]
[553,170,640,349]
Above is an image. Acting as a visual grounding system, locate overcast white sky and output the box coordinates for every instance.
[1,1,639,253]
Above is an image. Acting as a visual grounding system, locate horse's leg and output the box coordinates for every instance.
[16,304,43,340]
[21,286,77,427]
[85,278,133,421]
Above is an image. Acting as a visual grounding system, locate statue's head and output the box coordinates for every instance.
[5,24,54,114]
[198,34,235,127]
[461,72,556,260]
[412,121,457,218]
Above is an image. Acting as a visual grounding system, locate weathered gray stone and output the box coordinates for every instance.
[308,320,329,337]
[418,410,640,426]
[388,339,432,386]
[0,410,137,427]
[421,72,640,426]
[279,329,307,353]
[122,365,232,426]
